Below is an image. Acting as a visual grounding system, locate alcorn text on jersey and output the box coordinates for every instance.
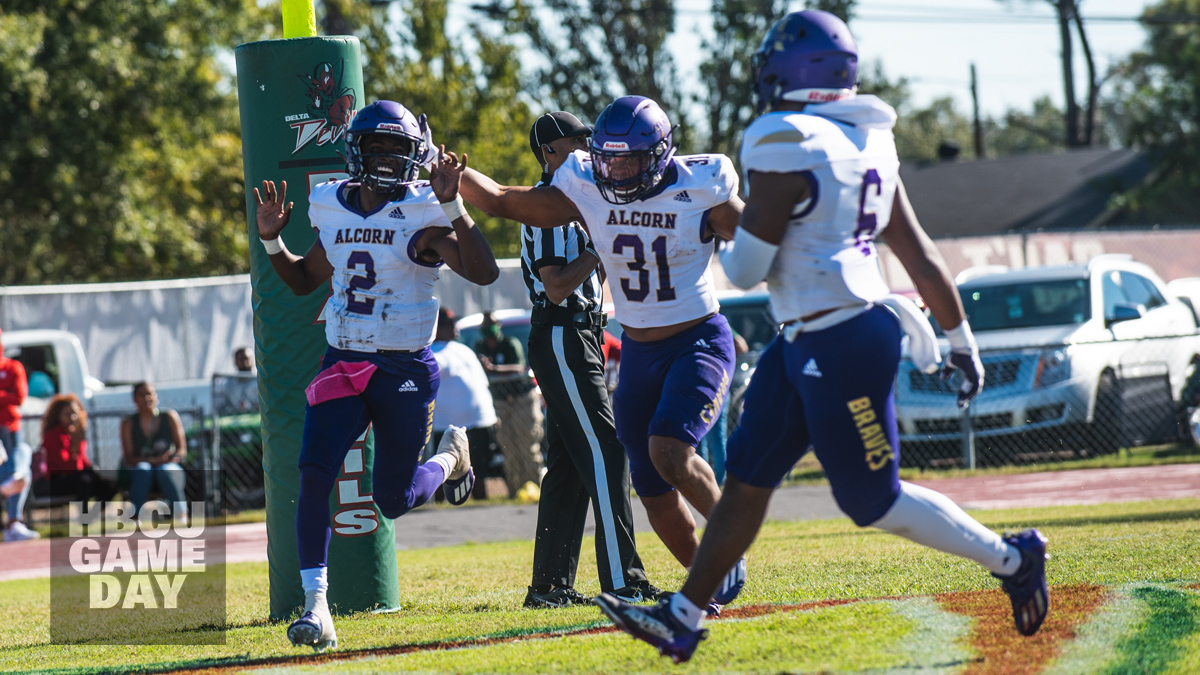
[739,95,900,326]
[552,150,738,329]
[310,180,448,352]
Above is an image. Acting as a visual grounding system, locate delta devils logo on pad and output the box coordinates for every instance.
[284,60,357,155]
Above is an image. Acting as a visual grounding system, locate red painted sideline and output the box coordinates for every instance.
[2,464,1196,582]
[910,463,1200,510]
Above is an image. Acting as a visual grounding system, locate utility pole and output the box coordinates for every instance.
[970,63,984,159]
[1056,0,1080,147]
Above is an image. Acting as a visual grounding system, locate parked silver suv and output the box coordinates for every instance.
[896,255,1200,467]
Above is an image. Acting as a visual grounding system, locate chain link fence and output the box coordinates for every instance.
[897,345,1200,469]
[22,407,217,522]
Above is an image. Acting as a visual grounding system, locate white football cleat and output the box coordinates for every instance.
[287,590,337,652]
[436,426,475,505]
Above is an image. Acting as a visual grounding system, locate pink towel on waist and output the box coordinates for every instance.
[305,361,378,406]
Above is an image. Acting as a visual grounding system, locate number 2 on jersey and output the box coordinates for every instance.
[613,234,676,303]
[346,250,377,314]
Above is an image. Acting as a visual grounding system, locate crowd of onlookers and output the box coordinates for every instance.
[0,329,256,542]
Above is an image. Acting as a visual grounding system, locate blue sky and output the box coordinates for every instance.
[668,0,1156,119]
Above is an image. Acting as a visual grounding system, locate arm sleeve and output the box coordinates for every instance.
[548,151,588,206]
[711,154,739,205]
[740,117,825,177]
[526,225,568,271]
[0,362,27,407]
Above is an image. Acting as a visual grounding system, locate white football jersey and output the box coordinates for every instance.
[739,95,900,326]
[552,150,738,329]
[309,180,449,352]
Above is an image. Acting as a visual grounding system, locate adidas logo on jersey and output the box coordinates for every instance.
[802,358,823,377]
[398,380,419,392]
[673,190,693,203]
[694,338,710,349]
[388,207,406,219]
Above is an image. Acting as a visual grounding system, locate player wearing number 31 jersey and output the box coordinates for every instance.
[255,100,499,653]
[458,95,749,610]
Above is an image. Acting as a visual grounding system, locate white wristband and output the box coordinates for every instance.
[944,320,977,352]
[719,227,779,290]
[261,237,284,255]
[441,195,467,222]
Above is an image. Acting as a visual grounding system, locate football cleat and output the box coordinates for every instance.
[611,580,668,604]
[523,585,590,608]
[436,426,475,505]
[594,593,708,664]
[287,591,338,653]
[712,557,747,605]
[705,602,721,618]
[993,529,1050,636]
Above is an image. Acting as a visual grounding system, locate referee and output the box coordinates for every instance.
[521,111,660,607]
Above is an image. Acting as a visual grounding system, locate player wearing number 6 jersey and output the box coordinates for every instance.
[595,12,1050,664]
[458,96,749,609]
[255,100,499,652]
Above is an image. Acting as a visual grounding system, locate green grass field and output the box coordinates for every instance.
[2,498,1198,675]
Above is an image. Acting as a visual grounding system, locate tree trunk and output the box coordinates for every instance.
[1056,0,1081,147]
[1072,0,1099,146]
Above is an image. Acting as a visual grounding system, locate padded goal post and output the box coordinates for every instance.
[235,34,400,620]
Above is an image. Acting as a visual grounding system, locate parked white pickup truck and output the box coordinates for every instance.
[4,329,213,469]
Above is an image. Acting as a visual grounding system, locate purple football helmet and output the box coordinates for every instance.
[589,96,676,205]
[752,11,858,113]
[345,100,431,192]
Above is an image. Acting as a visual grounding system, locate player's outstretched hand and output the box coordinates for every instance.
[254,180,293,240]
[941,348,984,409]
[430,145,468,204]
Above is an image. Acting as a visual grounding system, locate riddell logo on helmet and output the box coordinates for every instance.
[804,89,853,103]
[602,141,630,150]
[286,59,358,155]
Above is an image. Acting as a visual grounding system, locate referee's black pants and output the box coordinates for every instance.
[527,323,647,593]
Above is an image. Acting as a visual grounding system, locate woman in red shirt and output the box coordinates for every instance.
[34,394,118,503]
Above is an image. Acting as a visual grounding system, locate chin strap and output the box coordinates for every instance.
[416,113,438,171]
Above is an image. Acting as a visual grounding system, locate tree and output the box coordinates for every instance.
[804,0,856,23]
[698,0,785,158]
[0,0,275,285]
[998,0,1099,147]
[1103,0,1200,223]
[321,0,542,257]
[494,0,691,148]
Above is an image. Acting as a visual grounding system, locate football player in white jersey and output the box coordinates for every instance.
[595,12,1050,664]
[255,100,499,652]
[457,96,748,608]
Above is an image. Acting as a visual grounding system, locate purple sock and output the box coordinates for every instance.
[410,462,446,508]
[296,466,335,569]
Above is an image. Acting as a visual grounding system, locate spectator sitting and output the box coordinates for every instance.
[473,312,543,496]
[32,393,119,507]
[216,346,259,415]
[0,438,38,541]
[431,308,503,501]
[120,382,187,513]
[473,312,527,376]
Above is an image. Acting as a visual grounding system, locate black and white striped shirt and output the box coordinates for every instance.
[521,177,603,312]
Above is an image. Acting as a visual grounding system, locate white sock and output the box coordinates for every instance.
[669,592,705,631]
[871,482,1022,576]
[300,567,329,595]
[426,453,454,480]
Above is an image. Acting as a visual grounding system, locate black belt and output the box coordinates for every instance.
[375,348,414,354]
[531,302,608,330]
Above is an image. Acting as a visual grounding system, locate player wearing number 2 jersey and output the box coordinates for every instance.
[458,96,749,609]
[596,12,1050,664]
[255,100,499,652]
